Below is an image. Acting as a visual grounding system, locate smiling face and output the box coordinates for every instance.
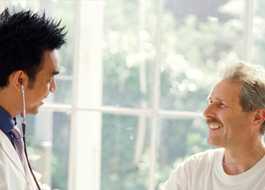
[24,50,59,114]
[203,79,257,148]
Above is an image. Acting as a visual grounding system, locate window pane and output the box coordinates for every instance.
[103,0,154,108]
[253,0,265,67]
[102,114,151,190]
[157,117,209,186]
[26,111,70,190]
[160,0,245,111]
[47,0,75,104]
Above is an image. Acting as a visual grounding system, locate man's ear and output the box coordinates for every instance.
[253,109,265,126]
[9,70,28,91]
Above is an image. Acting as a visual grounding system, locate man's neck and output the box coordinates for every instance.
[0,90,19,117]
[223,142,265,175]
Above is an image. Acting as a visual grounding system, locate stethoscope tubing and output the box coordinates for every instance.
[20,84,41,190]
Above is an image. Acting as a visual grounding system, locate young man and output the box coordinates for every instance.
[0,8,66,190]
[161,63,265,190]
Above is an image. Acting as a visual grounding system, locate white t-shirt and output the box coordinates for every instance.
[160,148,265,190]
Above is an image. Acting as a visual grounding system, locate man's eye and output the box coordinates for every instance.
[218,102,226,108]
[208,99,213,105]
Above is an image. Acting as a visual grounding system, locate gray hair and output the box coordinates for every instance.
[221,62,265,134]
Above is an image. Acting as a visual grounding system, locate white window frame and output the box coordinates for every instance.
[42,0,254,189]
[1,0,254,189]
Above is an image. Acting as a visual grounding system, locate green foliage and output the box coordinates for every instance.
[102,0,248,190]
[103,52,142,107]
[27,0,265,190]
[101,114,148,190]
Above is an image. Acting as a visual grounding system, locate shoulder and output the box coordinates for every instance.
[183,148,223,166]
[0,129,11,153]
[0,130,26,189]
[160,149,223,190]
[176,148,223,174]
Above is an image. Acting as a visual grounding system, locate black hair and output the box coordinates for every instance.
[0,8,66,87]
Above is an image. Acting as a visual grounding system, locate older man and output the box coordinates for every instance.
[161,63,265,190]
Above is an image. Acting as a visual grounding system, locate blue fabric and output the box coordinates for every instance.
[0,106,15,142]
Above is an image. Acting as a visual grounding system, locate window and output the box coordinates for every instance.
[0,0,256,190]
[253,0,265,67]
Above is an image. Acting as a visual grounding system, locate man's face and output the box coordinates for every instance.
[203,79,256,148]
[25,50,59,114]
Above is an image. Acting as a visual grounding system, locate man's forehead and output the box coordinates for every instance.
[208,80,241,102]
[44,50,59,73]
[52,50,60,71]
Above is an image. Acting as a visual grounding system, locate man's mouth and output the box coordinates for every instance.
[208,123,222,129]
[206,118,222,130]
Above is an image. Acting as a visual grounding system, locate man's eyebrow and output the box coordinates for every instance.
[52,70,60,76]
[207,96,224,102]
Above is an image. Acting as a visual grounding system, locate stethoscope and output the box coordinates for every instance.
[20,82,42,190]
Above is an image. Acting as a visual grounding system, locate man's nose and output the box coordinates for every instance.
[203,104,215,119]
[49,78,56,93]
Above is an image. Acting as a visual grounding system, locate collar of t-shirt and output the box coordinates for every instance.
[215,148,265,186]
[0,106,16,143]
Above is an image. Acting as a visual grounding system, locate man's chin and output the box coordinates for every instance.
[207,138,224,148]
[26,106,40,115]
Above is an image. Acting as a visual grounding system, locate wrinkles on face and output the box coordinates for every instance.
[203,80,248,147]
